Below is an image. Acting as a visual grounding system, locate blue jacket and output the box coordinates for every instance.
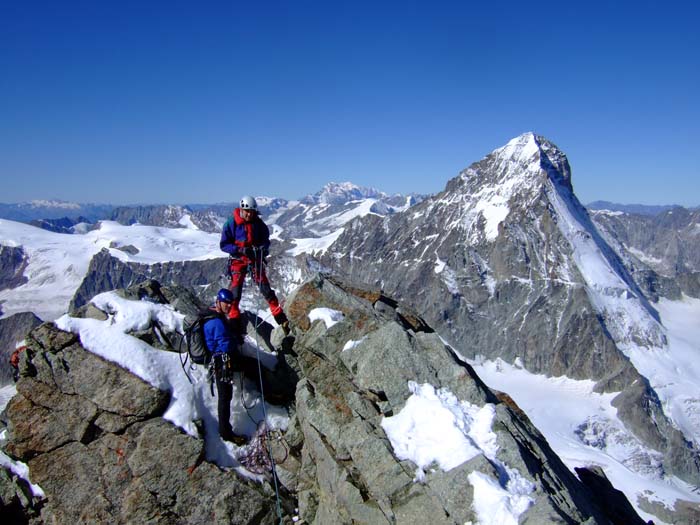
[220,208,271,257]
[203,315,232,355]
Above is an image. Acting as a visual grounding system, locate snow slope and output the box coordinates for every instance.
[545,159,700,448]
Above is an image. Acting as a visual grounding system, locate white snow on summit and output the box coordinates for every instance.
[441,133,547,243]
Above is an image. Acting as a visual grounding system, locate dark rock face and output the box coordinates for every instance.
[110,205,193,228]
[591,208,700,299]
[574,466,646,525]
[0,312,42,385]
[0,245,29,291]
[69,248,229,312]
[28,216,94,234]
[0,466,42,524]
[314,134,700,487]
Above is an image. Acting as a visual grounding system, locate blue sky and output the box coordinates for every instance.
[1,1,698,206]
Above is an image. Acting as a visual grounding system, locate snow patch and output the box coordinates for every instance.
[287,228,344,256]
[382,382,534,521]
[342,337,366,351]
[308,308,344,329]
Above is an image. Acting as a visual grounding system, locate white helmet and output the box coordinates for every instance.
[240,195,258,210]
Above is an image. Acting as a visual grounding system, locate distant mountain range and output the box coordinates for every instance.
[0,183,426,236]
[586,200,699,215]
[3,192,697,229]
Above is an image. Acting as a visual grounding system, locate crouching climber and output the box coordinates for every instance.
[204,288,247,445]
[219,195,290,337]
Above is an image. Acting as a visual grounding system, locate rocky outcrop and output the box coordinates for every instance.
[0,312,42,385]
[573,467,646,525]
[274,275,620,524]
[4,318,293,524]
[110,205,194,228]
[0,466,43,524]
[28,216,94,234]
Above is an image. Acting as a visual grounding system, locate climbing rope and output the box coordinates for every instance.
[243,246,285,523]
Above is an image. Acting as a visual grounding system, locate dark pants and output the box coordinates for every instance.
[214,354,234,437]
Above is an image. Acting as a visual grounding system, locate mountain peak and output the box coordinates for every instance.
[306,181,385,205]
[494,132,542,163]
[452,133,572,198]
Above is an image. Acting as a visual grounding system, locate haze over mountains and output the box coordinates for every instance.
[1,133,699,524]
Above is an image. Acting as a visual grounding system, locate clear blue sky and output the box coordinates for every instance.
[1,1,698,206]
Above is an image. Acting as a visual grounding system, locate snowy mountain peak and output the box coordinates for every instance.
[457,132,571,193]
[308,181,385,205]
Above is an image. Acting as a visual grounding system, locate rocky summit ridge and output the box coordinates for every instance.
[1,277,646,524]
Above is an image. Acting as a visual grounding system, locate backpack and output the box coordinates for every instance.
[182,311,219,366]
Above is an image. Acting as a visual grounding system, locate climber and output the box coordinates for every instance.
[203,288,247,445]
[219,195,290,336]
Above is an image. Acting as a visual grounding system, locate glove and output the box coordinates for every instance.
[241,247,255,259]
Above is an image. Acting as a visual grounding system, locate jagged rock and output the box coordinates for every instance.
[110,204,194,229]
[0,275,651,524]
[574,466,646,524]
[109,241,140,255]
[0,245,29,291]
[0,466,42,523]
[591,207,700,300]
[0,311,42,384]
[283,274,620,524]
[6,323,169,459]
[29,216,94,234]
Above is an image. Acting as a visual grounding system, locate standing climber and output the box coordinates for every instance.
[220,195,290,335]
[203,288,247,445]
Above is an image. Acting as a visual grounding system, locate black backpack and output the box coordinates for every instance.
[182,311,219,366]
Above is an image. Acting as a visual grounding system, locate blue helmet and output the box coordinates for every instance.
[217,288,234,303]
